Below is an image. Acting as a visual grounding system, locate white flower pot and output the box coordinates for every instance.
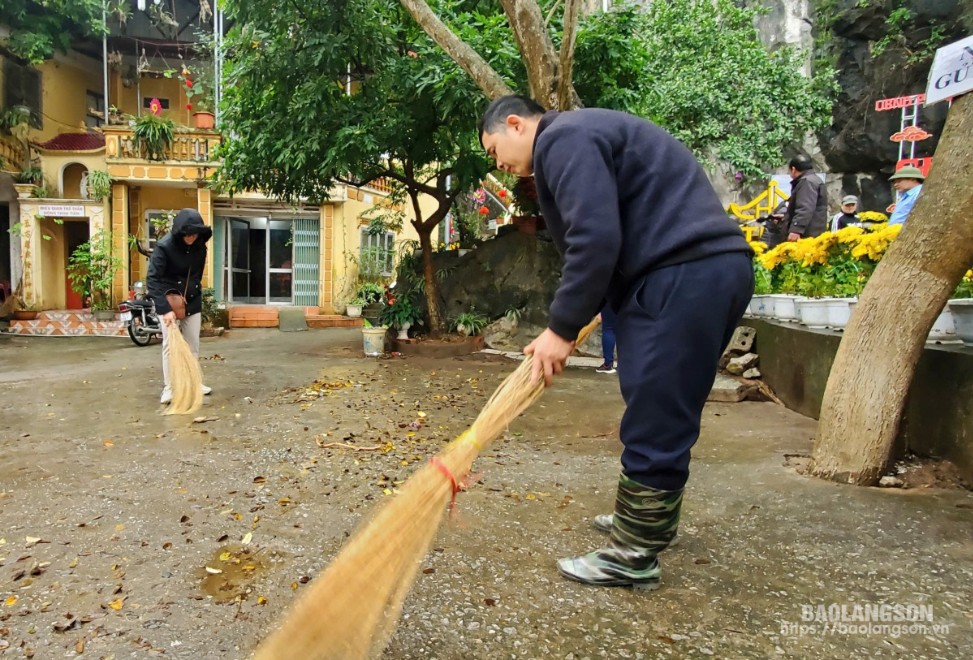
[750,295,771,317]
[772,295,803,322]
[826,298,854,330]
[362,326,388,356]
[396,321,411,340]
[947,299,973,345]
[927,308,957,343]
[346,304,362,318]
[796,298,830,329]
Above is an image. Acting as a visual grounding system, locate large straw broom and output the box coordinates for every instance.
[164,323,204,415]
[253,317,601,659]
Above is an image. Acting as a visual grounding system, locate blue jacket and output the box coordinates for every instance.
[531,109,751,340]
[888,185,922,225]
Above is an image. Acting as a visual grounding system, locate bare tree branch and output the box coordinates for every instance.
[544,0,564,26]
[499,0,559,105]
[399,0,513,100]
[557,0,583,110]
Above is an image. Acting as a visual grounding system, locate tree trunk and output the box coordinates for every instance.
[556,0,583,111]
[811,94,973,485]
[415,226,445,337]
[399,0,513,100]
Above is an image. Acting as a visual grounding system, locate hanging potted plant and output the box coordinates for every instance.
[67,229,122,321]
[133,99,175,160]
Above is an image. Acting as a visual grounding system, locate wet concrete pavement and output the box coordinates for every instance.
[1,329,971,659]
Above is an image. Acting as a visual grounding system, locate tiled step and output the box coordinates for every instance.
[7,310,127,337]
[228,306,279,328]
[306,314,363,329]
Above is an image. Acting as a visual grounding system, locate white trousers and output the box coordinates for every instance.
[160,312,201,389]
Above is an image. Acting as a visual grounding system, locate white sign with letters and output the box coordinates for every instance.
[38,204,86,217]
[925,35,973,106]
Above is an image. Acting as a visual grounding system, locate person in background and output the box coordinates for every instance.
[830,195,860,232]
[888,166,925,226]
[147,209,214,404]
[596,304,617,374]
[783,155,827,241]
[762,201,789,249]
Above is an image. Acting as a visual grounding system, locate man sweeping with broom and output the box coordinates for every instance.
[479,96,753,590]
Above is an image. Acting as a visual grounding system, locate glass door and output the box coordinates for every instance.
[268,219,293,303]
[228,218,251,302]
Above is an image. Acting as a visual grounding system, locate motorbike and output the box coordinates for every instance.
[119,281,162,347]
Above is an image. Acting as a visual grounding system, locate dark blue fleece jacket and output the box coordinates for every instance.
[531,109,750,340]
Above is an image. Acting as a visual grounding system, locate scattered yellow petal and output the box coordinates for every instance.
[277,497,292,505]
[257,596,268,605]
[242,564,256,572]
[242,532,253,545]
[205,566,223,574]
[525,493,537,501]
[108,598,124,610]
[115,524,125,532]
[68,558,79,569]
[232,512,243,521]
[25,536,41,545]
[5,595,17,606]
[383,488,392,496]
[291,582,298,591]
[219,552,231,562]
[406,431,416,437]
[417,411,427,418]
[103,440,114,448]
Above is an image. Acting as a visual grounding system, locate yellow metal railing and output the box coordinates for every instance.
[728,180,790,243]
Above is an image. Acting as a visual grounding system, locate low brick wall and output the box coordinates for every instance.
[747,318,973,480]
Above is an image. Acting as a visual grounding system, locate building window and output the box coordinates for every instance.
[2,59,42,128]
[85,90,105,128]
[359,229,395,278]
[143,97,170,110]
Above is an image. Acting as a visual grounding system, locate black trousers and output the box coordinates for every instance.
[615,252,754,490]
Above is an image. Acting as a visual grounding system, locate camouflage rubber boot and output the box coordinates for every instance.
[558,474,683,590]
[592,514,680,549]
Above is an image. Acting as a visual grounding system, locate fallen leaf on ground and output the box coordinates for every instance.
[5,595,17,606]
[205,566,223,574]
[107,598,125,610]
[242,532,252,545]
[192,416,220,424]
[257,596,268,605]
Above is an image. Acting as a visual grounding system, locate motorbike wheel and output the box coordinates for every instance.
[128,317,154,346]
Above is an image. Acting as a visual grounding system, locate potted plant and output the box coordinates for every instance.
[133,101,175,160]
[356,281,386,325]
[86,169,112,201]
[200,287,226,336]
[345,297,365,318]
[451,307,488,337]
[947,273,973,345]
[67,230,122,320]
[380,293,423,340]
[179,64,216,129]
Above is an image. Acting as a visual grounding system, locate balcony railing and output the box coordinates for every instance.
[103,126,221,164]
[0,135,26,173]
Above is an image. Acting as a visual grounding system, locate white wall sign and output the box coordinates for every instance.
[925,35,973,106]
[38,205,86,217]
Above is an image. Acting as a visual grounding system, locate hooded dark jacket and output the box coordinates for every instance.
[785,169,827,238]
[147,209,213,316]
[531,109,751,340]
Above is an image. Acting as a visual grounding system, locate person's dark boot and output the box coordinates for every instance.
[558,474,682,590]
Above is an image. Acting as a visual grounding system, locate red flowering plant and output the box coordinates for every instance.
[178,64,214,114]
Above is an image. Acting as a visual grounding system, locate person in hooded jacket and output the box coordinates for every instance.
[147,208,214,404]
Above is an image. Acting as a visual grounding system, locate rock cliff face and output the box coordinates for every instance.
[755,0,972,211]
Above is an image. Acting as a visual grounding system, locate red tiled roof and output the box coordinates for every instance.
[35,132,105,152]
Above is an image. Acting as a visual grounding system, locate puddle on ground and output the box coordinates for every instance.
[198,544,281,604]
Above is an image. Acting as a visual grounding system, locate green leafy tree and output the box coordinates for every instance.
[1,0,106,64]
[217,0,491,335]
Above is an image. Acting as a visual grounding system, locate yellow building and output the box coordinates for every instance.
[1,35,422,332]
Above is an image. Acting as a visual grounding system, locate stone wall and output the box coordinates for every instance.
[748,318,973,480]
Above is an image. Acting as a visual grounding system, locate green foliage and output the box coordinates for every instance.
[200,288,220,325]
[572,0,835,178]
[450,306,488,336]
[87,169,111,200]
[133,114,175,161]
[355,282,385,305]
[380,292,424,329]
[217,0,489,203]
[67,230,122,310]
[753,260,773,295]
[0,0,107,64]
[954,276,973,300]
[17,166,43,185]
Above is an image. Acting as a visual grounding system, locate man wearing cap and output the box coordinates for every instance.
[783,154,828,241]
[888,166,925,225]
[830,195,860,232]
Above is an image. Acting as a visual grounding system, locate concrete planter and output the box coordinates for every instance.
[772,295,803,322]
[948,299,973,345]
